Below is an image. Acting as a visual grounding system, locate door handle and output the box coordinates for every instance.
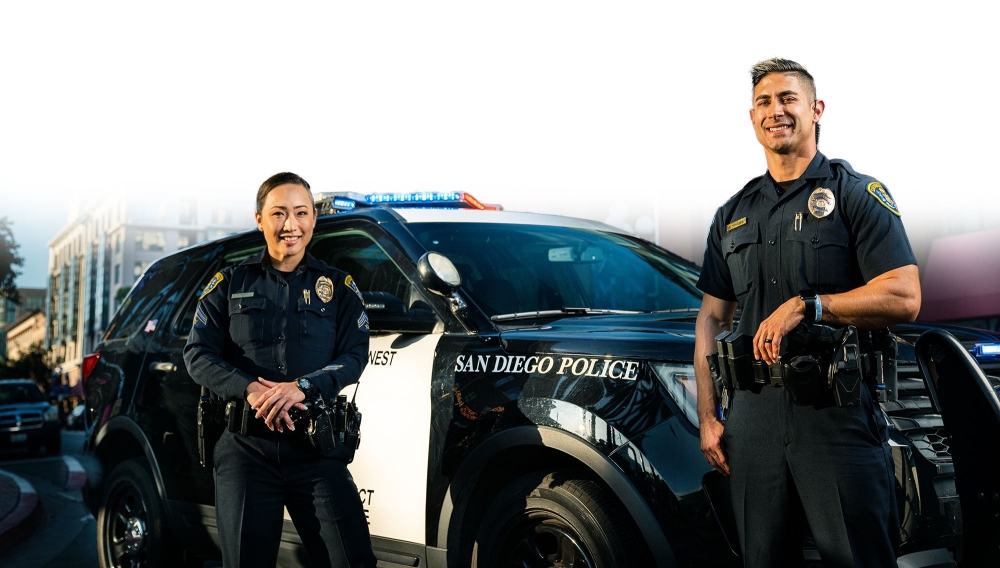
[149,362,177,373]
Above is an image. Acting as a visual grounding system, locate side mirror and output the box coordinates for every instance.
[417,252,462,297]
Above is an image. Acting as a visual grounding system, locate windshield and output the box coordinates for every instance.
[0,382,46,404]
[409,222,703,317]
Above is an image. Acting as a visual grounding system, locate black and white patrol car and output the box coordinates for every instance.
[81,192,1000,567]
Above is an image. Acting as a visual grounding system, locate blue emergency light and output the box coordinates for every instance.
[974,343,1000,358]
[316,191,500,214]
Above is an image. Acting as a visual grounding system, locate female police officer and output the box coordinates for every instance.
[183,172,377,567]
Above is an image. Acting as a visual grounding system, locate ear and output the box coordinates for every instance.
[254,211,263,231]
[812,99,825,122]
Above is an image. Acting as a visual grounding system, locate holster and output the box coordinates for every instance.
[197,386,228,468]
[301,394,363,464]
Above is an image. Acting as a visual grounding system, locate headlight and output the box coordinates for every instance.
[651,363,699,428]
[44,407,60,422]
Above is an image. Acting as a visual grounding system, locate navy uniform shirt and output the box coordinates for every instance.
[697,152,916,335]
[183,250,370,402]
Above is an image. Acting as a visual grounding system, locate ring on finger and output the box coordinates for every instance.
[764,337,773,344]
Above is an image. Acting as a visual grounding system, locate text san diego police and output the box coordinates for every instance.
[454,354,640,380]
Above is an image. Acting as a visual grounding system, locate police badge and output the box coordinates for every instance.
[808,188,836,219]
[315,276,334,303]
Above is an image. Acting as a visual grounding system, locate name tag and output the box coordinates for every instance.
[726,217,747,232]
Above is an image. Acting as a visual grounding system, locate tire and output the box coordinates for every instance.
[472,470,644,568]
[96,458,180,568]
[46,433,62,455]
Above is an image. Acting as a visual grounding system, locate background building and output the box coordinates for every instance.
[0,287,46,358]
[4,308,45,361]
[46,192,254,387]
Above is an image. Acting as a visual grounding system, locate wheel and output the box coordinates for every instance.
[97,458,180,568]
[46,433,62,455]
[472,470,644,568]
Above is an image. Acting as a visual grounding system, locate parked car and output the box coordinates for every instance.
[82,192,1000,567]
[0,378,62,455]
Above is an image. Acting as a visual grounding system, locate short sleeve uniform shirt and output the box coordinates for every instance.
[697,152,916,335]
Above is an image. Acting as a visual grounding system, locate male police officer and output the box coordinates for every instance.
[694,59,921,567]
[184,173,377,567]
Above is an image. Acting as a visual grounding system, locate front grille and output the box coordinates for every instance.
[0,410,43,430]
[886,366,951,464]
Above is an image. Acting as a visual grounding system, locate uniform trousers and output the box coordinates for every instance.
[213,429,377,568]
[723,385,899,568]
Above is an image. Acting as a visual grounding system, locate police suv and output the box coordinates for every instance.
[82,192,1000,568]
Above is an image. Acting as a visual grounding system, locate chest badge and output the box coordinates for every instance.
[807,188,836,219]
[315,276,334,303]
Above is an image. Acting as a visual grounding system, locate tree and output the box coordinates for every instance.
[0,216,24,304]
[0,342,52,391]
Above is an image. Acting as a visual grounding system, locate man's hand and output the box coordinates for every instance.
[753,296,806,364]
[700,414,730,475]
[695,293,738,476]
[251,378,309,432]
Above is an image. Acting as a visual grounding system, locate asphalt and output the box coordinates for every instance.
[0,456,88,556]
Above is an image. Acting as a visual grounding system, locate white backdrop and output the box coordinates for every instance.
[2,2,996,287]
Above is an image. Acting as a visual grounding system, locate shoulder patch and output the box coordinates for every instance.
[199,272,225,299]
[345,275,365,304]
[866,181,901,216]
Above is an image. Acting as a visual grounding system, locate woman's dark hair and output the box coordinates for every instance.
[256,172,313,213]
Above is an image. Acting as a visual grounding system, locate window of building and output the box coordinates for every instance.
[179,199,197,226]
[134,261,149,278]
[137,202,167,221]
[177,231,197,249]
[135,231,166,252]
[211,207,233,225]
[114,264,121,285]
[114,235,121,254]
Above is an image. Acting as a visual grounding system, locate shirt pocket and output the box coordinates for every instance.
[298,298,338,353]
[229,297,267,345]
[786,220,851,290]
[723,223,760,299]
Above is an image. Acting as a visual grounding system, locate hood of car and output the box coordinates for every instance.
[498,313,696,362]
[0,401,51,412]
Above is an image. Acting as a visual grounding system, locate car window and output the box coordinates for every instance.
[408,222,703,317]
[0,383,45,404]
[106,260,186,340]
[308,230,433,327]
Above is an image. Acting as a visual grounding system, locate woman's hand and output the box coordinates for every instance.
[251,378,309,432]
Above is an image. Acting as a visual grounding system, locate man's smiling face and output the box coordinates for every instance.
[750,72,821,155]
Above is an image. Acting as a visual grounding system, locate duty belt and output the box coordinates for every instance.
[707,323,898,411]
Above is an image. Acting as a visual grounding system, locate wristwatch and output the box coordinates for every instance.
[799,290,822,323]
[296,377,316,399]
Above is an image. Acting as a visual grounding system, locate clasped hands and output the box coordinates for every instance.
[246,378,309,432]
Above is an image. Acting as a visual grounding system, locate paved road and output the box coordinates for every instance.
[0,429,99,568]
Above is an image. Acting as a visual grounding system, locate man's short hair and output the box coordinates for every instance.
[750,58,817,102]
[256,172,314,214]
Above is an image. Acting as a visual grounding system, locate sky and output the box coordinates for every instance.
[2,2,998,289]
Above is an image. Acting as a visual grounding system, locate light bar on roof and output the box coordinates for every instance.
[315,190,501,213]
[975,343,1000,357]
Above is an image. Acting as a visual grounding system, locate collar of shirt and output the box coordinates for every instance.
[745,152,834,204]
[241,250,326,275]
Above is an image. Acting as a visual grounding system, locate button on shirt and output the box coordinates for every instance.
[184,251,370,402]
[697,152,916,336]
